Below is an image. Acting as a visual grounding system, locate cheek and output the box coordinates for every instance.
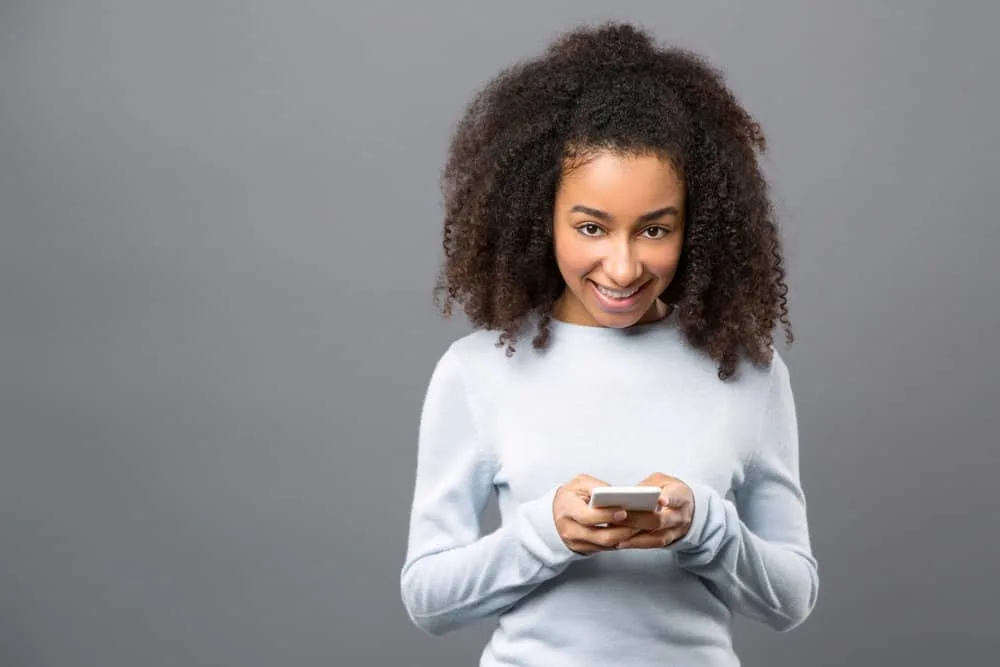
[553,236,595,277]
[646,244,684,280]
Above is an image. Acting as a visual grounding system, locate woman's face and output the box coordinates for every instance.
[551,150,685,328]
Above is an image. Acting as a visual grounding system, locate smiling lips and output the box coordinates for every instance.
[590,279,649,311]
[594,282,644,299]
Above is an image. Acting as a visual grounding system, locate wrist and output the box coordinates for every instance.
[665,483,713,553]
[517,486,590,566]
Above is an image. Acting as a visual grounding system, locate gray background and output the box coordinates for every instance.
[1,1,997,665]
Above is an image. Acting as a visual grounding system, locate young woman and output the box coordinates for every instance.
[400,21,818,666]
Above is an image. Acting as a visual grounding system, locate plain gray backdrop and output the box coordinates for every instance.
[1,1,998,665]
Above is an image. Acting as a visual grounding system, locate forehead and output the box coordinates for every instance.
[556,151,684,210]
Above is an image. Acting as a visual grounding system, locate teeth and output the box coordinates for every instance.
[596,283,642,299]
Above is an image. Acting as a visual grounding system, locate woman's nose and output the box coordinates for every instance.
[603,243,643,286]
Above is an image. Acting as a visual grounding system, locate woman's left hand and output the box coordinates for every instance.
[612,472,694,549]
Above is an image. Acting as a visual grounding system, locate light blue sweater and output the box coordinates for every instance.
[400,313,818,666]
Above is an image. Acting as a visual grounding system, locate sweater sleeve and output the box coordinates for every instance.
[399,345,587,636]
[667,353,819,631]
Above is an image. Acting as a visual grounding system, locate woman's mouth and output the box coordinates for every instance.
[589,280,649,312]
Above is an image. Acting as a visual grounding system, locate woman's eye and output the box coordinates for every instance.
[643,226,669,239]
[579,224,602,236]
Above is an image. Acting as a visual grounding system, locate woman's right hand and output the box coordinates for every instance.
[553,474,642,554]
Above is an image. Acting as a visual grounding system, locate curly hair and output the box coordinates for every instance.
[434,21,792,380]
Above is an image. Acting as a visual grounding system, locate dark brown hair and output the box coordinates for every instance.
[434,21,792,380]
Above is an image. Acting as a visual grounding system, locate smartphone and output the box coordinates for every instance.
[588,486,661,512]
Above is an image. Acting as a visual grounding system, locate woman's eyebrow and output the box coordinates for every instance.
[569,205,680,223]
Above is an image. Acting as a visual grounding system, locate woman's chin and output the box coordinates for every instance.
[584,296,664,328]
[585,305,649,329]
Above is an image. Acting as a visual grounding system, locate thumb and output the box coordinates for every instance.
[658,489,680,510]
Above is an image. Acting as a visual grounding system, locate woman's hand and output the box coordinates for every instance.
[612,472,695,549]
[553,474,642,554]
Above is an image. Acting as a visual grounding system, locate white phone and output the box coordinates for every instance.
[588,486,661,512]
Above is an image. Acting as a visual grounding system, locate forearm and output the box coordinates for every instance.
[400,486,585,635]
[670,484,819,631]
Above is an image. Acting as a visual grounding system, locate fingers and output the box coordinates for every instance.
[575,505,630,527]
[557,473,694,553]
[611,506,687,531]
[612,509,672,531]
[657,485,690,511]
[567,474,609,492]
[637,471,672,487]
[564,524,640,553]
[561,475,605,504]
[611,475,694,550]
[615,525,688,550]
[556,475,637,554]
[610,510,660,531]
[562,475,629,526]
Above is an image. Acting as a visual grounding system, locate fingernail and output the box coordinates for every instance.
[613,510,627,522]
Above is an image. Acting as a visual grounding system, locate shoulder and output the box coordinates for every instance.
[437,329,505,370]
[740,346,795,425]
[735,344,790,388]
[759,347,792,396]
[446,328,505,359]
[429,329,519,389]
[422,330,523,436]
[700,345,791,411]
